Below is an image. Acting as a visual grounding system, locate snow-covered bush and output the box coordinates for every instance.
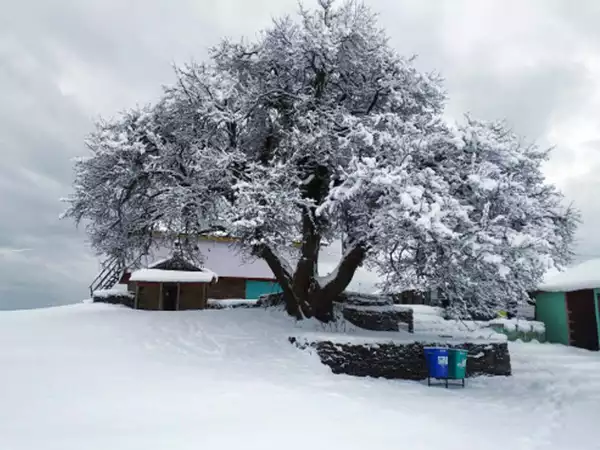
[488,318,546,342]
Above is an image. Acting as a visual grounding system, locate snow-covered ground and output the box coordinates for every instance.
[0,304,598,450]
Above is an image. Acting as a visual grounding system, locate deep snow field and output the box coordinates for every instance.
[0,303,598,450]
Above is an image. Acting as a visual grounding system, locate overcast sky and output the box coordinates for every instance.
[1,0,599,310]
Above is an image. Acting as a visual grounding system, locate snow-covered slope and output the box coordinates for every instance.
[0,304,598,450]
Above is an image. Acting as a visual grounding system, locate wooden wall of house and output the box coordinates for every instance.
[208,277,246,299]
[136,283,160,310]
[179,284,208,310]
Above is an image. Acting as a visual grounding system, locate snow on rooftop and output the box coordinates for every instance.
[141,239,277,280]
[130,268,217,283]
[538,258,600,292]
[140,238,380,290]
[196,240,277,279]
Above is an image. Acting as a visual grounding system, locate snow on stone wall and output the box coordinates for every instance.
[206,299,260,309]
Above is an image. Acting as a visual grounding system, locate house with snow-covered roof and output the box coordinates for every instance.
[90,235,283,308]
[533,259,600,351]
[90,233,383,309]
[128,255,218,310]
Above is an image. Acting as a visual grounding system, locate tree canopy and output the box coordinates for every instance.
[64,0,578,321]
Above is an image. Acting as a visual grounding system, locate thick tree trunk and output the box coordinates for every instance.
[253,244,302,319]
[255,242,367,323]
[256,163,367,322]
[311,244,367,322]
[292,207,321,310]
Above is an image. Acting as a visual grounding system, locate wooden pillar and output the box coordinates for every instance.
[595,289,600,348]
[159,282,163,311]
[134,283,139,310]
[176,283,181,311]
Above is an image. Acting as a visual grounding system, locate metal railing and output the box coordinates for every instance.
[89,256,125,297]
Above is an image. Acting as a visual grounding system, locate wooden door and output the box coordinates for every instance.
[566,289,599,351]
[162,283,178,311]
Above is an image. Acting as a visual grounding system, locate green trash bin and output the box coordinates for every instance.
[447,348,468,387]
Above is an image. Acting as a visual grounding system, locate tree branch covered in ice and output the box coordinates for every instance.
[63,0,578,321]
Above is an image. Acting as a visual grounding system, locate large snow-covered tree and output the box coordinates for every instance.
[64,0,578,321]
[325,117,579,318]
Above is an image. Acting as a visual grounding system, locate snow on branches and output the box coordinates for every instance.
[64,1,578,320]
[333,118,579,319]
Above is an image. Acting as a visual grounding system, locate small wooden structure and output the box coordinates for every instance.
[114,236,282,300]
[535,259,600,351]
[129,256,217,311]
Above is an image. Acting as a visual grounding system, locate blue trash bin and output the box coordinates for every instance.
[424,347,449,385]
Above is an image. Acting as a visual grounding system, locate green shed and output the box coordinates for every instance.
[534,259,600,351]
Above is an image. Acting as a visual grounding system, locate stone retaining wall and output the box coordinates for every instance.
[337,292,414,332]
[339,292,394,307]
[206,300,261,310]
[257,292,285,307]
[258,292,414,332]
[92,294,134,309]
[341,305,414,332]
[291,338,511,380]
[396,308,414,333]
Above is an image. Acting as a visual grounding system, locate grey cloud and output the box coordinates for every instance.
[447,62,592,140]
[561,139,600,260]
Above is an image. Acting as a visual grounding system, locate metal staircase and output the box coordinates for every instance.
[89,256,126,297]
